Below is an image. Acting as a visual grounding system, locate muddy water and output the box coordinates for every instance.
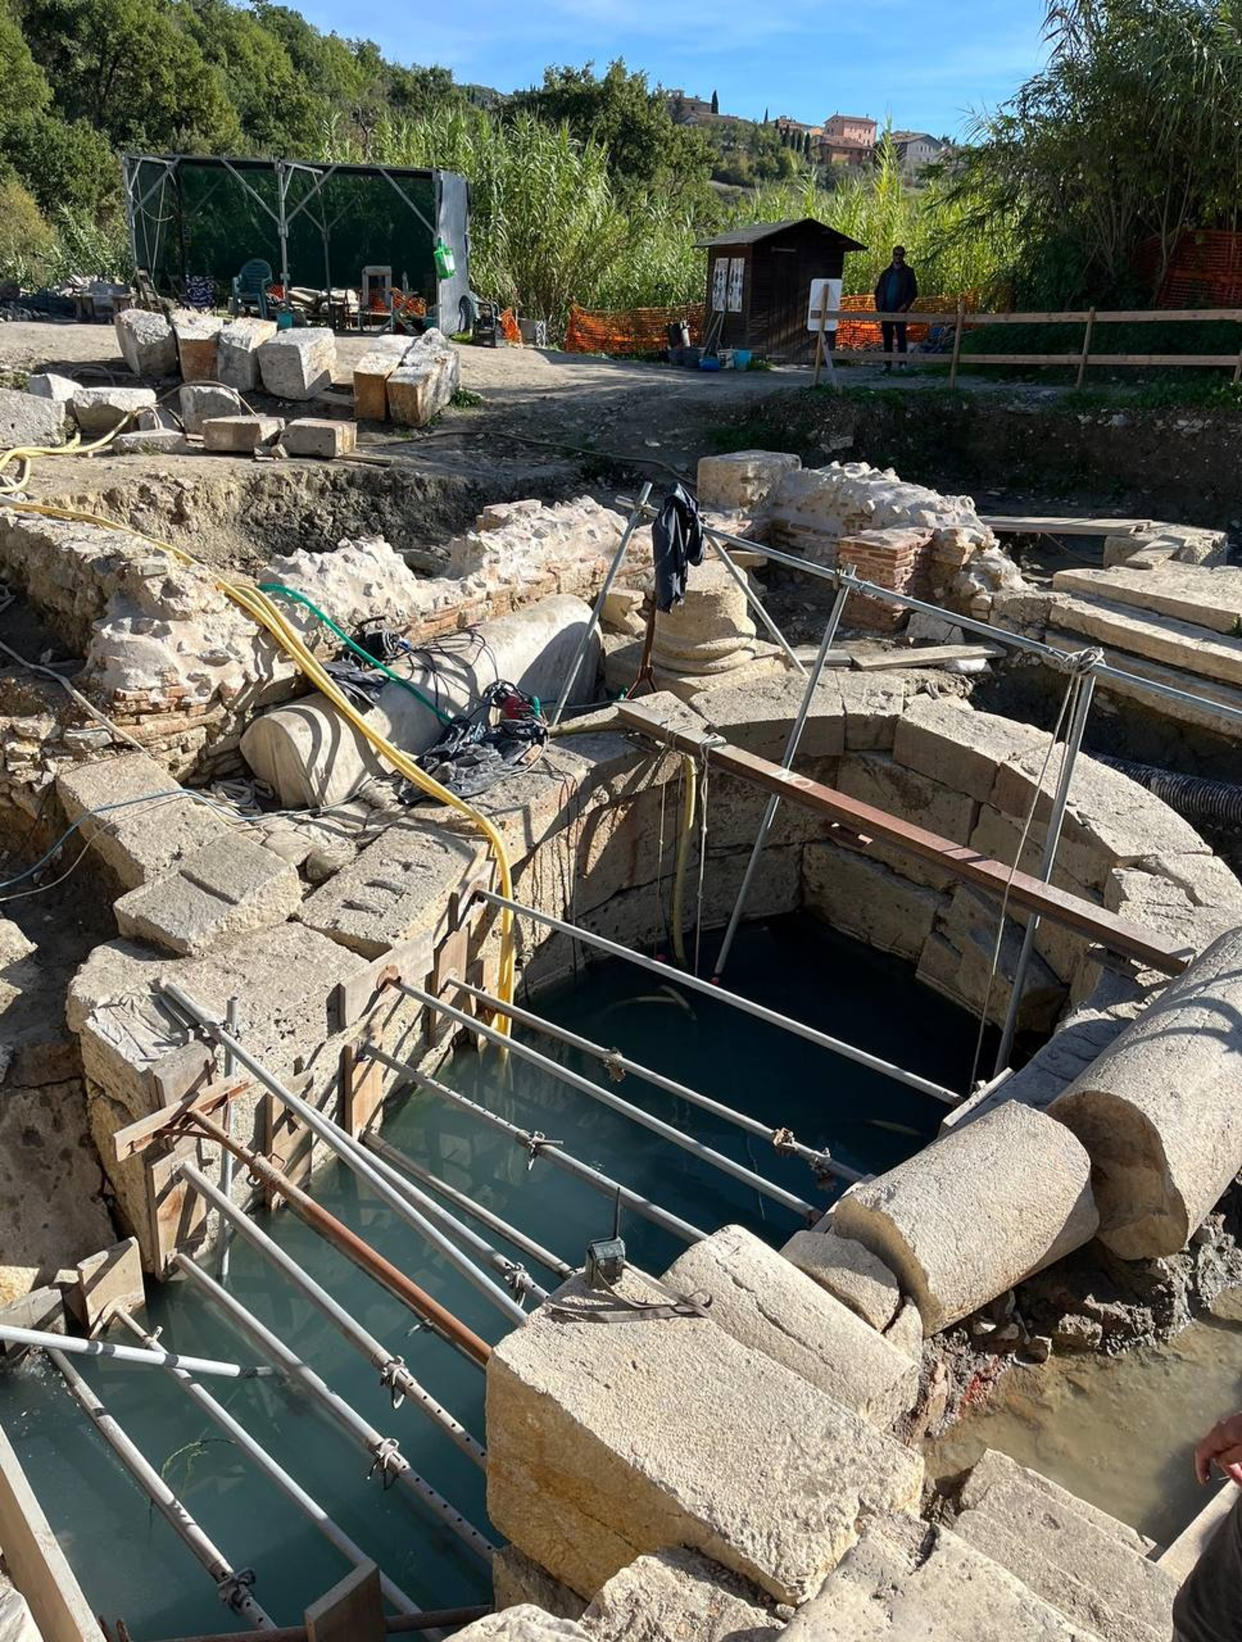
[927,1317,1242,1545]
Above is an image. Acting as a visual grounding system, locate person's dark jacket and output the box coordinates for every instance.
[874,263,918,313]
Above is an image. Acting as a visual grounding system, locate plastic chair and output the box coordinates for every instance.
[231,259,274,319]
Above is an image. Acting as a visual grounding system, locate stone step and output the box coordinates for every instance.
[781,1514,1102,1639]
[1045,628,1242,738]
[951,1453,1179,1642]
[959,1450,1156,1556]
[1051,592,1242,689]
[1051,563,1242,637]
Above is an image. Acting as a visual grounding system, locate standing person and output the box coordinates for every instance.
[874,246,918,370]
[1172,1410,1242,1641]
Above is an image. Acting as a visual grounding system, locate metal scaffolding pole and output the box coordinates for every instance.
[360,1133,574,1281]
[475,889,961,1105]
[163,984,529,1330]
[174,1256,495,1564]
[114,1309,421,1617]
[219,996,240,1285]
[0,1322,271,1380]
[993,671,1098,1075]
[185,1109,492,1369]
[712,576,853,983]
[550,483,652,726]
[50,1349,276,1629]
[365,1049,707,1246]
[179,1162,486,1469]
[450,980,858,1185]
[395,981,818,1219]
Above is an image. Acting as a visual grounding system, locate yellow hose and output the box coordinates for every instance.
[671,753,698,968]
[2,495,517,1031]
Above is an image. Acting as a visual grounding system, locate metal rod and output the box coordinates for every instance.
[451,980,859,1185]
[713,576,853,982]
[361,1133,575,1280]
[50,1349,276,1628]
[178,1162,486,1469]
[219,996,240,1284]
[550,481,652,726]
[396,982,818,1219]
[616,497,1242,730]
[476,890,961,1105]
[0,1322,272,1380]
[173,1256,496,1563]
[162,985,529,1330]
[183,1108,492,1369]
[150,1609,492,1642]
[113,1309,421,1617]
[366,1050,707,1245]
[993,671,1097,1074]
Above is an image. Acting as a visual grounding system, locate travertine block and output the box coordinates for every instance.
[217,317,278,391]
[257,327,336,399]
[115,308,178,377]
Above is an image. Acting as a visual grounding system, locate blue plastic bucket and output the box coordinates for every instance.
[732,349,752,369]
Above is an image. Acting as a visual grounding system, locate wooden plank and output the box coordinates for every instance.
[305,1564,384,1642]
[617,699,1190,977]
[0,1425,99,1642]
[147,1139,208,1274]
[111,1075,252,1162]
[329,931,433,1032]
[811,307,1242,325]
[261,1088,311,1210]
[850,643,1005,671]
[340,1026,385,1140]
[981,516,1150,536]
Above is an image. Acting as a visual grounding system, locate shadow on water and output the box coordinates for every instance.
[0,914,987,1637]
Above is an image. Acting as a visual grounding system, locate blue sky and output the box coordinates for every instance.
[292,0,1049,139]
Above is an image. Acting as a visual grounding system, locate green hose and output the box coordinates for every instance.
[259,583,453,724]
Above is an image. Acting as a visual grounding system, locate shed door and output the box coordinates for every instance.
[768,247,803,356]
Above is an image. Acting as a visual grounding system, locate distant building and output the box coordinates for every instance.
[817,113,877,169]
[667,90,746,127]
[891,131,949,177]
[775,115,823,141]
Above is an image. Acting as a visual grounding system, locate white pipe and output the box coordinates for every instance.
[0,1323,272,1380]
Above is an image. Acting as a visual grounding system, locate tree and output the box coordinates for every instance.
[710,89,719,114]
[763,106,769,123]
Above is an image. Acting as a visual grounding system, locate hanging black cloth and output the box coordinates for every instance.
[652,483,704,612]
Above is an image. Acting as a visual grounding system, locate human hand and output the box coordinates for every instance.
[1194,1414,1242,1485]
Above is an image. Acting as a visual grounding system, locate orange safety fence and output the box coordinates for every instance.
[565,302,705,355]
[1137,231,1242,309]
[833,292,991,350]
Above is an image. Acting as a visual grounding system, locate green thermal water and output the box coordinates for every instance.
[1,916,984,1637]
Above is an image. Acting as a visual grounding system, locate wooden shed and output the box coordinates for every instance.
[698,218,866,360]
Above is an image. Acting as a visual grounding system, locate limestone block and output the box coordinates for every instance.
[71,386,158,438]
[178,382,242,435]
[893,694,1048,803]
[582,1547,781,1642]
[56,753,230,889]
[26,372,79,402]
[492,1548,586,1621]
[111,428,191,456]
[960,1449,1155,1558]
[833,1103,1099,1334]
[804,845,944,962]
[837,751,977,890]
[171,309,223,382]
[784,1514,1097,1641]
[217,317,278,391]
[696,450,800,512]
[693,673,845,761]
[782,1225,902,1330]
[202,414,284,452]
[1103,864,1238,959]
[919,887,1065,1036]
[0,1581,42,1642]
[352,336,411,421]
[486,1268,924,1604]
[664,1225,919,1427]
[1052,563,1242,637]
[1051,926,1242,1257]
[0,386,68,448]
[115,308,178,377]
[969,803,1106,896]
[837,672,907,750]
[451,1612,586,1642]
[257,327,336,400]
[884,1297,923,1360]
[1052,592,1242,688]
[282,418,357,459]
[114,835,303,955]
[387,328,459,426]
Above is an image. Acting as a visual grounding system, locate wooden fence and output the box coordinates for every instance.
[809,301,1242,387]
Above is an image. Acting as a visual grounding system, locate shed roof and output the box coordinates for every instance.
[696,217,866,251]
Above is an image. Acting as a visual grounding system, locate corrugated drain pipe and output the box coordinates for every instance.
[1097,755,1242,829]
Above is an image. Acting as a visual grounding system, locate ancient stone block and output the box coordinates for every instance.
[1052,563,1242,637]
[217,317,278,391]
[71,386,158,438]
[782,1225,902,1330]
[486,1267,923,1604]
[893,694,1048,803]
[696,450,801,512]
[804,845,944,962]
[114,835,303,955]
[583,1548,781,1642]
[1052,592,1242,688]
[833,1103,1099,1334]
[26,372,79,402]
[171,310,223,382]
[451,1612,586,1642]
[836,672,907,750]
[115,308,179,377]
[178,382,242,434]
[258,327,336,399]
[56,753,230,889]
[282,418,357,458]
[491,1547,586,1621]
[111,428,191,456]
[0,387,68,448]
[1052,926,1242,1258]
[202,414,284,452]
[693,673,845,761]
[352,336,410,421]
[663,1225,919,1427]
[386,329,459,426]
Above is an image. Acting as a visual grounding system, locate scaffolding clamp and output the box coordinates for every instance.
[367,1436,404,1490]
[216,1568,257,1613]
[378,1356,407,1409]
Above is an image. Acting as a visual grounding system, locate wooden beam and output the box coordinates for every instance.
[980,515,1150,536]
[850,643,1005,670]
[111,1075,252,1163]
[617,700,1190,977]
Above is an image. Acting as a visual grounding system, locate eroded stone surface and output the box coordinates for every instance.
[583,1547,781,1642]
[57,753,231,888]
[257,327,336,400]
[217,317,278,391]
[387,328,459,426]
[782,1225,902,1331]
[0,386,68,448]
[113,834,303,954]
[114,309,178,377]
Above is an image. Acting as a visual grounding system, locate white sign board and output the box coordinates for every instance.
[807,277,842,333]
[727,257,745,312]
[711,257,729,312]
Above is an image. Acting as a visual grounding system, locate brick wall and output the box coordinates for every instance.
[838,527,935,631]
